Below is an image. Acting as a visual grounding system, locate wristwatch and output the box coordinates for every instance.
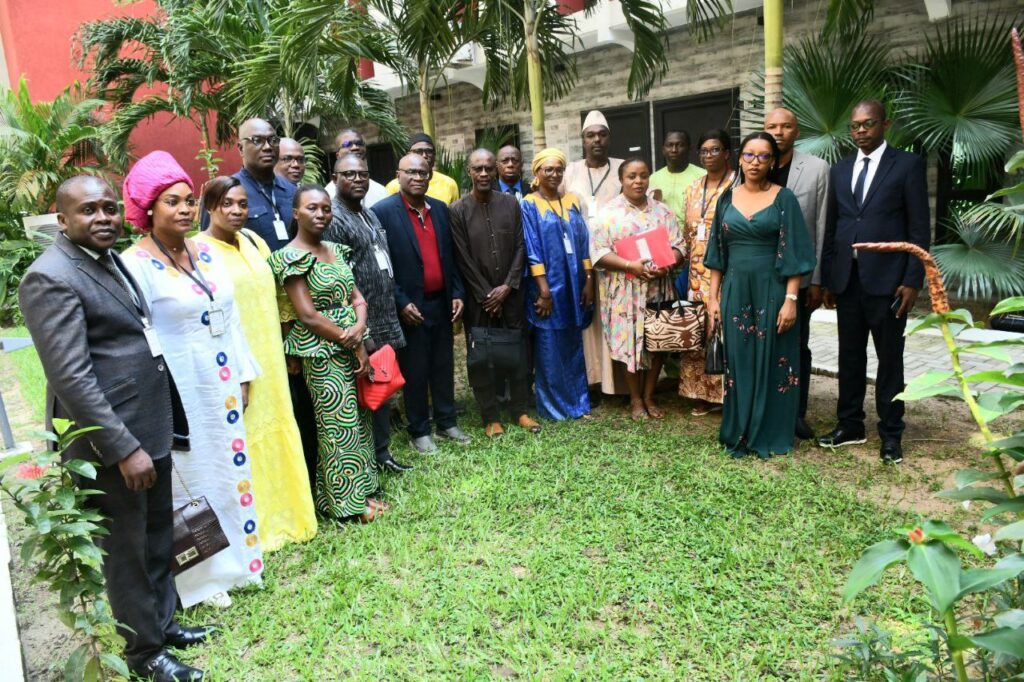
[785,293,798,302]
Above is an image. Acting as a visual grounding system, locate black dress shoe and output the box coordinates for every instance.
[137,651,204,681]
[165,624,216,649]
[378,452,413,473]
[880,441,904,464]
[817,426,867,448]
[795,417,814,440]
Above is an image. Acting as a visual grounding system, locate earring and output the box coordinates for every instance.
[147,209,153,216]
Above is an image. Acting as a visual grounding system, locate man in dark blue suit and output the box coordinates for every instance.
[819,100,931,464]
[372,153,472,453]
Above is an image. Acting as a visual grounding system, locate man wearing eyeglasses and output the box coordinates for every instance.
[325,128,389,208]
[274,137,307,185]
[764,108,830,442]
[819,99,930,465]
[384,133,461,205]
[324,154,412,473]
[373,153,471,454]
[211,118,296,252]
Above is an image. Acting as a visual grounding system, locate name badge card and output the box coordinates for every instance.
[208,301,226,337]
[697,224,707,242]
[563,234,574,255]
[374,245,392,276]
[273,218,289,240]
[143,321,163,358]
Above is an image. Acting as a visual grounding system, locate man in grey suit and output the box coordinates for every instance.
[19,176,211,682]
[766,108,830,440]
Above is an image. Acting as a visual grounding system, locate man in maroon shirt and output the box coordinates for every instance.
[373,154,472,453]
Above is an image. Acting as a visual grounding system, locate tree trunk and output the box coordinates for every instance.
[281,90,295,138]
[418,65,435,138]
[525,2,546,150]
[763,0,784,112]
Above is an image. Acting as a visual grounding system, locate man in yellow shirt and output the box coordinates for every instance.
[385,133,461,204]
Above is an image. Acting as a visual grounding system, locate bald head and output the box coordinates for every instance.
[467,148,496,196]
[56,175,123,253]
[852,99,886,121]
[237,118,279,179]
[335,128,366,159]
[764,107,800,158]
[850,99,890,154]
[396,153,430,201]
[55,175,112,213]
[275,137,306,184]
[497,145,523,185]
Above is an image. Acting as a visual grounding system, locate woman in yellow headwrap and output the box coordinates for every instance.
[520,149,595,420]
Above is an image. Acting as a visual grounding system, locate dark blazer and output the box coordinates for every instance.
[372,193,466,315]
[821,145,930,297]
[18,234,175,467]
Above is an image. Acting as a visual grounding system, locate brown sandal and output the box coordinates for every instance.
[517,415,542,434]
[644,399,665,419]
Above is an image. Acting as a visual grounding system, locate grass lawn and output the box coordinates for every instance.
[1,325,45,423]
[3,339,959,681]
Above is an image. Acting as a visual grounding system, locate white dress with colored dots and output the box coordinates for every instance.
[123,241,264,607]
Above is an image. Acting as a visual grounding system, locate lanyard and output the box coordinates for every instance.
[151,235,215,302]
[700,172,731,217]
[252,180,280,219]
[587,164,612,197]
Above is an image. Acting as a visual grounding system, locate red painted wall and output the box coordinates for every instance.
[0,0,238,188]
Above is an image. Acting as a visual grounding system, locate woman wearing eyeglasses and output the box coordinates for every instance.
[122,152,264,609]
[679,129,736,417]
[703,132,815,459]
[194,176,317,553]
[521,148,595,421]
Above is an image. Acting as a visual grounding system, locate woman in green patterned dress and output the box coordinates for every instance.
[269,185,385,523]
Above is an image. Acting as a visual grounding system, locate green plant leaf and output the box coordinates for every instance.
[954,468,1004,488]
[906,313,946,335]
[63,459,97,480]
[65,642,89,681]
[995,609,1024,629]
[84,654,100,682]
[843,539,909,603]
[970,627,1024,658]
[936,486,1009,503]
[991,297,1024,316]
[966,370,1024,388]
[976,391,1024,423]
[894,370,957,401]
[981,497,1024,520]
[906,541,962,614]
[99,653,130,677]
[990,434,1024,450]
[957,565,1024,599]
[995,520,1024,541]
[921,520,984,558]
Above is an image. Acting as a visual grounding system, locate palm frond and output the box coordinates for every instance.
[613,0,671,100]
[821,0,876,40]
[933,213,1024,300]
[685,0,734,43]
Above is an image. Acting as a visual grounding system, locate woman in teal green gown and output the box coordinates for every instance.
[704,132,816,458]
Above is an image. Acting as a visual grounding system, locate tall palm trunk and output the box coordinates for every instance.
[763,0,783,111]
[418,62,435,138]
[524,1,546,149]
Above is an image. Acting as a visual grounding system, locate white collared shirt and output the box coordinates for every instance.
[851,140,888,197]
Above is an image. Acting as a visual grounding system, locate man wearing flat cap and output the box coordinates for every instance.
[385,132,461,205]
[561,109,629,397]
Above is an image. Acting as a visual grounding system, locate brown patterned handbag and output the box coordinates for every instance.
[643,299,706,352]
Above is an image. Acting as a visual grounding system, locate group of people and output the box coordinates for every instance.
[18,98,928,681]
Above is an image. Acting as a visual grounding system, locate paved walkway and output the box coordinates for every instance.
[808,309,1022,394]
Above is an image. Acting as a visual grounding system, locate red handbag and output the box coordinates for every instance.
[357,344,405,410]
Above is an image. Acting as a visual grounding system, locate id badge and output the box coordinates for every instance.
[143,321,163,358]
[273,218,289,240]
[374,245,392,276]
[697,224,707,242]
[563,234,574,255]
[208,302,226,337]
[586,196,598,221]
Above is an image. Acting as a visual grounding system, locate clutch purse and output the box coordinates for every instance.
[643,300,706,352]
[171,462,229,575]
[357,344,406,411]
[704,319,725,375]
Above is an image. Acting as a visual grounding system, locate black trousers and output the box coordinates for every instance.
[91,455,177,670]
[798,287,813,419]
[836,262,907,442]
[371,405,391,460]
[288,371,319,494]
[464,328,529,425]
[397,295,457,438]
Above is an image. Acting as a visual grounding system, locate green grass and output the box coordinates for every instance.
[171,411,924,681]
[1,325,45,423]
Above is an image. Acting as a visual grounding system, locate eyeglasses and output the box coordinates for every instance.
[240,135,281,148]
[340,139,365,149]
[280,155,306,165]
[336,170,370,180]
[410,147,435,157]
[849,119,880,132]
[469,165,496,174]
[538,166,564,176]
[699,147,724,157]
[740,152,773,163]
[160,197,198,208]
[399,168,430,179]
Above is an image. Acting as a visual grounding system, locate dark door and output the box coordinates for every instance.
[580,103,651,165]
[653,89,741,171]
[366,143,397,186]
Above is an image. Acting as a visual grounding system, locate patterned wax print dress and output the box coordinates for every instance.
[269,242,379,518]
[122,241,264,608]
[703,188,816,458]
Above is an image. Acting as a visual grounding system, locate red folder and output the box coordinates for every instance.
[613,227,676,279]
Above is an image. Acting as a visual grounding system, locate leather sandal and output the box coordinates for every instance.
[517,415,542,434]
[485,422,505,438]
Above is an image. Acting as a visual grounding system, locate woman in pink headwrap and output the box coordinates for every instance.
[121,151,264,610]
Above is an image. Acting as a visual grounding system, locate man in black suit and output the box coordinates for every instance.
[372,153,472,454]
[819,100,931,464]
[19,177,212,682]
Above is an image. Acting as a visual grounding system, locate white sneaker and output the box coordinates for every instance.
[203,591,232,609]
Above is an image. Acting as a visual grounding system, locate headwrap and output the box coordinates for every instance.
[122,151,194,232]
[407,132,435,150]
[582,110,609,133]
[530,148,567,190]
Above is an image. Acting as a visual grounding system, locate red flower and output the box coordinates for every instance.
[908,527,925,544]
[16,463,47,480]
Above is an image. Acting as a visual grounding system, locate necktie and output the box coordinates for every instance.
[854,158,870,208]
[99,252,140,309]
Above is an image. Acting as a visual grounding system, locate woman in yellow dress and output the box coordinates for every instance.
[196,176,316,551]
